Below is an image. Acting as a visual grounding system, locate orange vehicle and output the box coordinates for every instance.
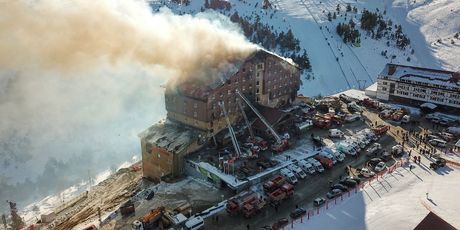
[362,98,379,109]
[268,183,294,205]
[226,192,266,218]
[372,125,390,135]
[314,155,333,169]
[271,139,289,153]
[263,175,286,193]
[141,207,163,229]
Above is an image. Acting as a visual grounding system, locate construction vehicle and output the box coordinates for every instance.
[263,175,287,193]
[132,207,164,230]
[268,183,294,205]
[236,90,288,153]
[372,125,390,135]
[226,191,266,218]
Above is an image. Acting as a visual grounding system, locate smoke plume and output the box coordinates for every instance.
[0,0,256,208]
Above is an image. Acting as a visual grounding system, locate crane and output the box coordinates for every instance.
[235,90,288,152]
[236,98,255,140]
[218,101,242,158]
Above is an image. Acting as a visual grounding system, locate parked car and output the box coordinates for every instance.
[368,158,383,167]
[329,129,345,138]
[381,151,392,161]
[374,162,387,172]
[345,176,361,184]
[339,178,357,188]
[313,197,326,207]
[331,184,348,192]
[359,168,375,178]
[366,143,382,156]
[326,189,343,199]
[146,190,155,200]
[290,208,307,219]
[272,218,289,230]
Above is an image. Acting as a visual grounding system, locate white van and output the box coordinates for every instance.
[329,129,344,138]
[307,158,324,173]
[280,168,298,184]
[429,139,447,147]
[287,164,307,179]
[185,216,204,230]
[298,160,316,174]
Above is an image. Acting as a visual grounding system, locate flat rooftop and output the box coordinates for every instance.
[379,64,460,89]
[139,119,203,154]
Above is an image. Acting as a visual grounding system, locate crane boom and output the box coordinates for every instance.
[235,90,282,143]
[218,101,242,157]
[237,99,255,140]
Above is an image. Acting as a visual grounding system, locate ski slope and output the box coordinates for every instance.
[291,161,460,230]
[153,0,459,97]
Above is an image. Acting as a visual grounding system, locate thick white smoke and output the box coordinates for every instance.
[0,0,257,207]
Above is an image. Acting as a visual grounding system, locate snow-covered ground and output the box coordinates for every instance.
[153,0,458,97]
[6,0,459,225]
[291,161,460,229]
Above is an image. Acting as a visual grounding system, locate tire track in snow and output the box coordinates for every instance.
[311,0,374,85]
[294,0,353,89]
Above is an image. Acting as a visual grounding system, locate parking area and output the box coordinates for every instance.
[202,110,401,230]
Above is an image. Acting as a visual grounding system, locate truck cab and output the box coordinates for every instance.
[280,168,298,184]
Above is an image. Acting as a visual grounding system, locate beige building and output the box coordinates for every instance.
[139,120,205,181]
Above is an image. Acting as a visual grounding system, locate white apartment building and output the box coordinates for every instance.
[377,64,460,112]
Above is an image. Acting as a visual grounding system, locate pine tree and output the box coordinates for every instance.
[328,12,332,21]
[333,12,336,19]
[336,4,340,12]
[346,3,352,12]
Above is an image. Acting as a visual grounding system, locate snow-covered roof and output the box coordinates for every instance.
[139,119,202,154]
[379,64,460,89]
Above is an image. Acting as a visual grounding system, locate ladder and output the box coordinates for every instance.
[235,90,282,143]
[237,98,255,140]
[218,101,242,157]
